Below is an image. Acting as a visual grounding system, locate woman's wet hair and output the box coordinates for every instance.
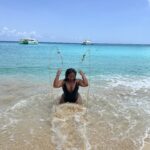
[65,68,77,81]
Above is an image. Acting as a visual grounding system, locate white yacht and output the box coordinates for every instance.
[19,39,38,44]
[82,40,92,45]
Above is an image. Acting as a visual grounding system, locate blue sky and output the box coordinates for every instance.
[0,0,150,43]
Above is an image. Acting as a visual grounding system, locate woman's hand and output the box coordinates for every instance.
[56,69,62,76]
[78,70,88,87]
[79,70,84,76]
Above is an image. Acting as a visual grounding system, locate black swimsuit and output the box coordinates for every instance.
[62,81,79,103]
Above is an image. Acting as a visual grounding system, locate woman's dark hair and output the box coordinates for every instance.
[65,68,77,81]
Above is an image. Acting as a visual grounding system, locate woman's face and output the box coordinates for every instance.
[67,72,76,81]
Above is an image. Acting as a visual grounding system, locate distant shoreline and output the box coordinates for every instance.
[0,40,150,46]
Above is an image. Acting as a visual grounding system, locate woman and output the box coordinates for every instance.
[53,68,88,104]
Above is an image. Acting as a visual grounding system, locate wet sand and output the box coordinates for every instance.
[143,138,150,150]
[143,143,150,150]
[0,77,150,150]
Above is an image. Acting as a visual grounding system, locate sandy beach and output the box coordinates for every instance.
[143,138,150,150]
[143,143,150,150]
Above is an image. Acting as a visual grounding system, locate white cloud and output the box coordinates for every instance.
[0,27,41,40]
[3,27,9,31]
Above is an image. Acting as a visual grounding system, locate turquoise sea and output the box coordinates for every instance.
[1,42,150,77]
[0,42,150,150]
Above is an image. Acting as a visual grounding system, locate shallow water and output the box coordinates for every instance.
[0,42,150,149]
[0,76,150,150]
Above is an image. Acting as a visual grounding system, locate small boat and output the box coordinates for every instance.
[19,39,38,44]
[82,40,92,45]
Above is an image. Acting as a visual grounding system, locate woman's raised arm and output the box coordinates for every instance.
[78,70,88,87]
[53,69,63,88]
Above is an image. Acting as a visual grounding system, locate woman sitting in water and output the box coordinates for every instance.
[53,68,88,104]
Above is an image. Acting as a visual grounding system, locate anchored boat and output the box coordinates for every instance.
[19,39,38,44]
[82,40,92,45]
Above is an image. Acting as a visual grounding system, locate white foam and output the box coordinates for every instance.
[9,134,14,141]
[51,103,91,150]
[76,117,91,150]
[91,75,150,91]
[139,128,150,150]
[39,118,45,122]
[74,114,81,123]
[1,118,19,130]
[108,77,150,91]
[51,119,67,150]
[8,100,27,111]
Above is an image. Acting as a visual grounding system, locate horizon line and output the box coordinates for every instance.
[0,40,150,46]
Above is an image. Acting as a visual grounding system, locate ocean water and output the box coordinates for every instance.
[0,42,150,150]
